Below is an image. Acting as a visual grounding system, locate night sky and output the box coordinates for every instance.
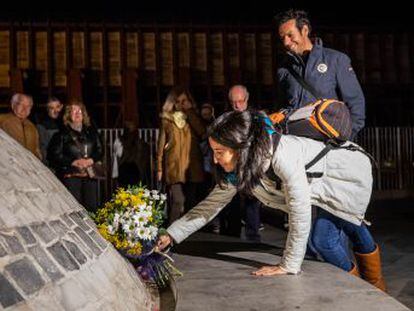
[1,1,412,30]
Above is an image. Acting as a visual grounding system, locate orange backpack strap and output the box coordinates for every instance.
[269,111,286,124]
[315,99,341,139]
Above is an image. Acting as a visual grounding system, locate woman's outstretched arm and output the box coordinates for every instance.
[158,183,237,248]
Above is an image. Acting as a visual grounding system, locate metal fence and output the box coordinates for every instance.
[356,127,414,192]
[98,128,159,202]
[98,127,414,200]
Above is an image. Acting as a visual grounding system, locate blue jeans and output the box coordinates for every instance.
[244,196,261,241]
[311,208,376,271]
[220,194,241,237]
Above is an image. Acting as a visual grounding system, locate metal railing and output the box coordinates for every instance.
[356,127,414,192]
[98,127,414,200]
[98,128,159,201]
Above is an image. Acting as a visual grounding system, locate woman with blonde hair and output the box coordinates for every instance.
[48,101,103,212]
[157,86,206,223]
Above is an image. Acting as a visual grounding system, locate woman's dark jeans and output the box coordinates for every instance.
[311,208,376,271]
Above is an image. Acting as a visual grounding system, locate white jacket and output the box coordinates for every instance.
[167,135,373,274]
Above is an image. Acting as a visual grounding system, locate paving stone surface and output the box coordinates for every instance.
[74,227,102,256]
[68,232,93,259]
[88,231,108,250]
[49,220,69,238]
[0,243,7,257]
[16,226,37,245]
[60,214,75,228]
[47,242,80,272]
[1,234,24,255]
[29,245,64,282]
[69,212,90,231]
[63,239,88,265]
[0,130,160,310]
[30,223,55,244]
[5,257,45,295]
[0,273,24,308]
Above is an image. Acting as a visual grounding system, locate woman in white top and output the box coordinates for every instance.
[157,110,386,291]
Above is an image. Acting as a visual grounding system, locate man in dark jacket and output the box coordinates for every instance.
[274,9,365,139]
[274,9,364,260]
[35,97,63,165]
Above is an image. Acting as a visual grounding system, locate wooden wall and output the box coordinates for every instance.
[0,22,413,127]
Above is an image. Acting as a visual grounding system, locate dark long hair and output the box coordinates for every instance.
[208,110,273,195]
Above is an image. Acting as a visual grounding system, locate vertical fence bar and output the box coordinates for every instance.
[396,127,403,189]
[375,127,382,191]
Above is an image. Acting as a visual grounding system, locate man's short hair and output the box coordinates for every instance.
[47,96,61,105]
[274,9,312,34]
[10,93,33,108]
[228,85,249,102]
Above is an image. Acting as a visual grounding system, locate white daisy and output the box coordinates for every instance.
[107,225,115,234]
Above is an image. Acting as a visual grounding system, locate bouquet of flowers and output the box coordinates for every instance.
[94,185,181,287]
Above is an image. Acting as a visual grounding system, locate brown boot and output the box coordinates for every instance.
[354,244,386,291]
[348,263,360,277]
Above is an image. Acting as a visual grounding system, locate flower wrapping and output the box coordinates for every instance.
[94,185,181,287]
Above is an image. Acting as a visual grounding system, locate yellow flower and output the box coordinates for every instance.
[113,236,129,249]
[131,195,141,206]
[94,185,167,257]
[98,224,111,241]
[126,243,142,256]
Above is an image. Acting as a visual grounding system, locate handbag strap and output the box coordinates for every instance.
[287,66,322,100]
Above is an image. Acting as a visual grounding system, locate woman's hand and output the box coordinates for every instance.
[72,158,93,168]
[71,159,84,168]
[157,171,163,182]
[251,265,288,276]
[83,158,94,167]
[156,233,172,251]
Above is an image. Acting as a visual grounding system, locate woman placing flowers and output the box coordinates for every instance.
[157,110,386,291]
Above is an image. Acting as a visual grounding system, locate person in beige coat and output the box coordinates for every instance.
[0,93,42,159]
[157,87,206,223]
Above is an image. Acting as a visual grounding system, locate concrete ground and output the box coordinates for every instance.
[172,232,408,311]
[365,198,414,310]
[168,198,413,310]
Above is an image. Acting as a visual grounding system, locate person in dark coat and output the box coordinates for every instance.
[48,100,103,212]
[274,9,365,140]
[35,97,64,165]
[274,8,367,264]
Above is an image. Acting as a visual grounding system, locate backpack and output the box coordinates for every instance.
[271,66,353,143]
[269,98,352,143]
[265,132,332,185]
[265,131,372,186]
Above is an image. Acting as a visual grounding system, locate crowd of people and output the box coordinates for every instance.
[0,95,104,213]
[0,8,386,293]
[157,8,385,293]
